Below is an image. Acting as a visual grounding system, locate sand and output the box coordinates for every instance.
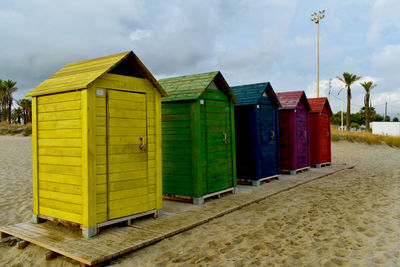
[0,136,400,266]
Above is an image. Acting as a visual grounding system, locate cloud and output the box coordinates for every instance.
[129,29,152,41]
[295,36,313,47]
[371,44,400,79]
[367,0,400,43]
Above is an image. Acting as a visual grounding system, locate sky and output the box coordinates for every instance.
[1,0,400,118]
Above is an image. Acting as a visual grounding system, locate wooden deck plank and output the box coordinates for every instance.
[0,164,350,266]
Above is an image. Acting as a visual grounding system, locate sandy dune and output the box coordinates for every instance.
[0,137,399,266]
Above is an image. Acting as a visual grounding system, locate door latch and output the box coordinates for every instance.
[221,132,227,144]
[140,136,145,151]
[270,129,275,140]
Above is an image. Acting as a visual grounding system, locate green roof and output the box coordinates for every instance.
[159,71,238,103]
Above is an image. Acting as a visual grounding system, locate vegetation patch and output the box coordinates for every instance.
[0,122,31,136]
[331,128,400,148]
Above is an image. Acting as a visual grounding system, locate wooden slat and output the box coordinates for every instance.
[96,107,106,117]
[108,144,153,154]
[108,100,146,111]
[96,184,106,194]
[108,195,149,209]
[107,118,146,128]
[108,170,147,182]
[108,127,146,136]
[96,117,106,126]
[39,164,82,176]
[108,153,146,163]
[96,193,107,203]
[37,91,81,105]
[38,147,82,157]
[39,189,82,204]
[38,156,81,166]
[108,162,147,173]
[39,173,82,186]
[39,207,82,224]
[108,136,146,145]
[108,202,154,219]
[39,198,82,215]
[38,110,81,121]
[38,100,81,113]
[108,90,146,102]
[109,179,147,192]
[38,139,81,147]
[32,97,39,215]
[38,119,82,130]
[39,181,82,195]
[108,108,146,119]
[108,187,148,201]
[96,174,106,185]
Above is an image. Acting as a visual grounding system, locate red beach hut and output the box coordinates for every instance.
[308,97,332,168]
[277,91,311,175]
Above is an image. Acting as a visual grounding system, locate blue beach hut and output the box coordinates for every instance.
[231,82,281,186]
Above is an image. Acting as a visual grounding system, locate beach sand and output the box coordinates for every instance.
[0,136,399,266]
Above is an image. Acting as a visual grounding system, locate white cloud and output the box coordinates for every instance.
[367,0,400,43]
[295,36,313,47]
[371,44,400,79]
[129,29,152,41]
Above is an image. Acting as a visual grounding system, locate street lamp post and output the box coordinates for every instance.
[311,10,325,98]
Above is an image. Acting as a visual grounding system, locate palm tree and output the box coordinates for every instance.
[337,72,362,131]
[12,107,23,124]
[0,79,5,122]
[3,80,18,123]
[360,81,376,132]
[17,98,32,124]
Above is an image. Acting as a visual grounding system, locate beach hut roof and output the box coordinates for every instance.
[231,82,281,107]
[308,97,332,115]
[26,51,167,97]
[158,71,238,103]
[276,91,310,111]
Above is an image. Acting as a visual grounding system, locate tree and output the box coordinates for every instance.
[12,108,23,124]
[350,122,360,129]
[0,79,5,122]
[393,117,399,122]
[3,80,18,123]
[16,98,32,124]
[360,81,376,132]
[337,72,362,131]
[385,115,391,122]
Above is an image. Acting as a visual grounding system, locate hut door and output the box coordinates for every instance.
[296,107,308,169]
[106,90,150,220]
[320,112,331,162]
[259,105,278,177]
[204,99,232,193]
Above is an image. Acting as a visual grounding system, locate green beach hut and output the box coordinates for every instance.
[159,71,238,204]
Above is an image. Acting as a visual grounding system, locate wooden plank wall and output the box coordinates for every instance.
[200,89,234,195]
[95,90,107,223]
[278,110,292,171]
[295,103,309,169]
[258,96,280,178]
[37,91,83,224]
[161,102,193,196]
[94,74,160,223]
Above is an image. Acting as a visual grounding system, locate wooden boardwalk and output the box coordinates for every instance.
[0,164,351,266]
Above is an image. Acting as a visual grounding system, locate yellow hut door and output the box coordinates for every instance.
[106,89,151,220]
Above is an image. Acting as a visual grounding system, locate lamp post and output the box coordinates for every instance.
[311,10,325,98]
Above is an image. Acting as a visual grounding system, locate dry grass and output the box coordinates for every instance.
[331,127,400,148]
[0,122,31,136]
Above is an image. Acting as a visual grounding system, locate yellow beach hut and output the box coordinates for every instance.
[25,51,167,238]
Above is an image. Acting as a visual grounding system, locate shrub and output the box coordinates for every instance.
[331,127,400,148]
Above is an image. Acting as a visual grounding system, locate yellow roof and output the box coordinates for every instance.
[26,51,166,97]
